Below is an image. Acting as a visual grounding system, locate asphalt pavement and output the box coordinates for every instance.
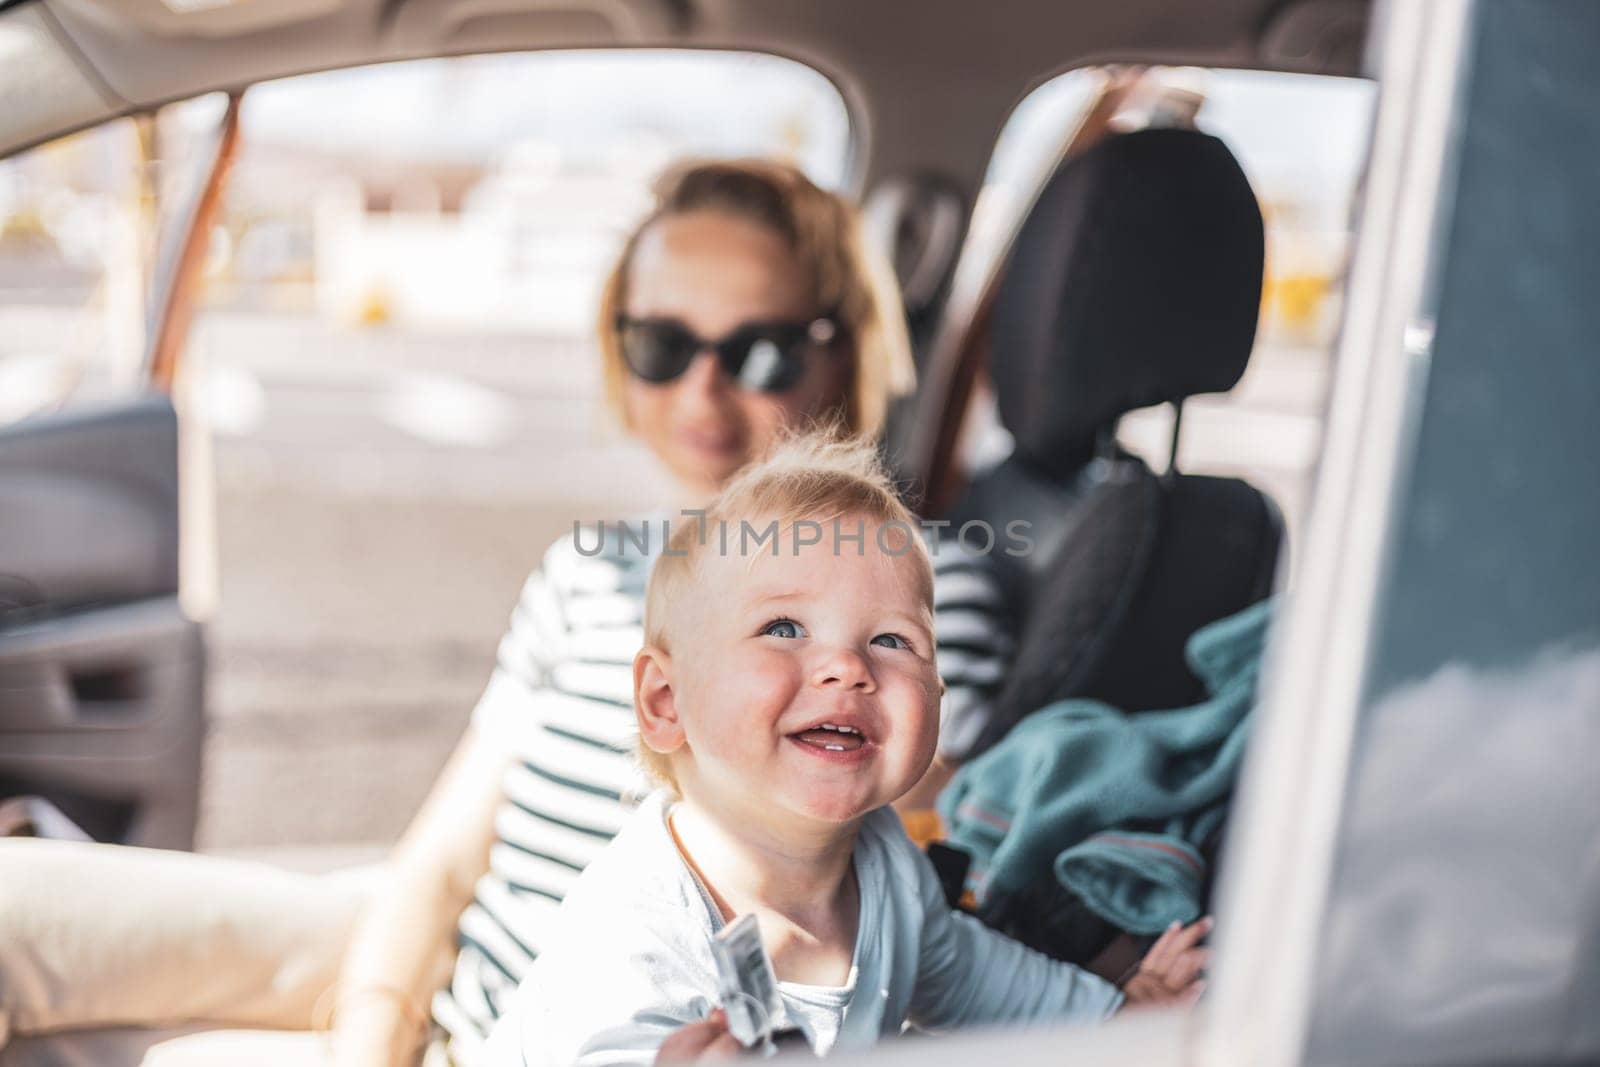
[193,311,668,853]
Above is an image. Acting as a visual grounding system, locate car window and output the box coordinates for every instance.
[967,66,1377,549]
[0,95,225,425]
[1301,3,1600,1056]
[184,50,851,851]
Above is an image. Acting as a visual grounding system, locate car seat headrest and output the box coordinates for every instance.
[991,128,1265,482]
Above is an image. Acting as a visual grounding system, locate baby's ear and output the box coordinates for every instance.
[634,645,686,755]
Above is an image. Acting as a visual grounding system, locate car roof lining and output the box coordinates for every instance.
[9,0,1372,187]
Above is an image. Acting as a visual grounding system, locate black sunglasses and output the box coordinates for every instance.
[614,312,841,393]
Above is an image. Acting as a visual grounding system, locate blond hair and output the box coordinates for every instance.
[636,430,934,790]
[597,158,915,439]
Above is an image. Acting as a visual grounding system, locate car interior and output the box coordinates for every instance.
[8,0,1600,1063]
[62,6,1600,1067]
[0,0,1369,854]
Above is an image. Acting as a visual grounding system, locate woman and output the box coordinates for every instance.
[0,159,1011,1067]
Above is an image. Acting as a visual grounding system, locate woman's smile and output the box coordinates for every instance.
[678,422,741,456]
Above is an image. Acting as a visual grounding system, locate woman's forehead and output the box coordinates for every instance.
[626,211,813,320]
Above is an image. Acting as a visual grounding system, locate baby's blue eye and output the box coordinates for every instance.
[871,633,911,651]
[763,618,805,639]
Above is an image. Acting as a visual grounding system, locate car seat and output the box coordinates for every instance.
[948,127,1281,758]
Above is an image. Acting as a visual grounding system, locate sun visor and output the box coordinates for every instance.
[0,5,121,156]
[47,0,345,39]
[386,0,690,51]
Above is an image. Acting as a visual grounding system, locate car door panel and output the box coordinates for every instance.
[0,396,204,849]
[0,398,179,613]
[0,473,172,612]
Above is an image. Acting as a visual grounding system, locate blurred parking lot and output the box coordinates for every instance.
[191,312,665,855]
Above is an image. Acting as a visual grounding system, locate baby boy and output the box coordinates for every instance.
[485,435,1206,1065]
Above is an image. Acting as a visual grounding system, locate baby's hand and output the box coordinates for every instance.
[654,1008,744,1064]
[1119,916,1212,1010]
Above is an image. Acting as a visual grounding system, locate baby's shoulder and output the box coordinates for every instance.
[558,797,717,953]
[567,794,693,897]
[857,806,940,891]
[507,800,722,1063]
[515,800,708,967]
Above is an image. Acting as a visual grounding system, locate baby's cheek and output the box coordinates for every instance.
[740,657,804,716]
[710,655,796,729]
[899,676,943,761]
[925,670,946,720]
[914,711,941,765]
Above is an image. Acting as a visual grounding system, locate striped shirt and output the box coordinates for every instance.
[432,522,1014,1061]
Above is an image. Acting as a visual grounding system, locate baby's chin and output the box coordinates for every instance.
[763,749,935,826]
[781,783,905,826]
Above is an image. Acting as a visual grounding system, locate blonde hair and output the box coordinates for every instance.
[597,158,915,439]
[636,430,934,791]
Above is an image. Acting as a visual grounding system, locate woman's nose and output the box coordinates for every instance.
[811,647,876,692]
[676,348,732,397]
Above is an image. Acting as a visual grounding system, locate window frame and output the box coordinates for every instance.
[1198,3,1473,1064]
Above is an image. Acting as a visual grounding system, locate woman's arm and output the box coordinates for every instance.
[332,552,574,1066]
[329,723,510,1067]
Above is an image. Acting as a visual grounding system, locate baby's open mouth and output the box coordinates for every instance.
[790,723,867,752]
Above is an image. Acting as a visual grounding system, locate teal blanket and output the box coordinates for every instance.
[937,598,1274,934]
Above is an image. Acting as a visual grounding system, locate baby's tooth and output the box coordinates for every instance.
[824,744,845,751]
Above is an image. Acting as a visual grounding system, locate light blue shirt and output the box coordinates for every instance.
[484,792,1123,1066]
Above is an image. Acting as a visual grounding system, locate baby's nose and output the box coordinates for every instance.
[812,647,875,690]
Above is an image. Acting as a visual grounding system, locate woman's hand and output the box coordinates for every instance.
[328,725,510,1067]
[655,1008,744,1064]
[1119,916,1212,1010]
[328,987,431,1067]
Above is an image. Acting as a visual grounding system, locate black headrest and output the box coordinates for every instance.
[991,128,1265,481]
